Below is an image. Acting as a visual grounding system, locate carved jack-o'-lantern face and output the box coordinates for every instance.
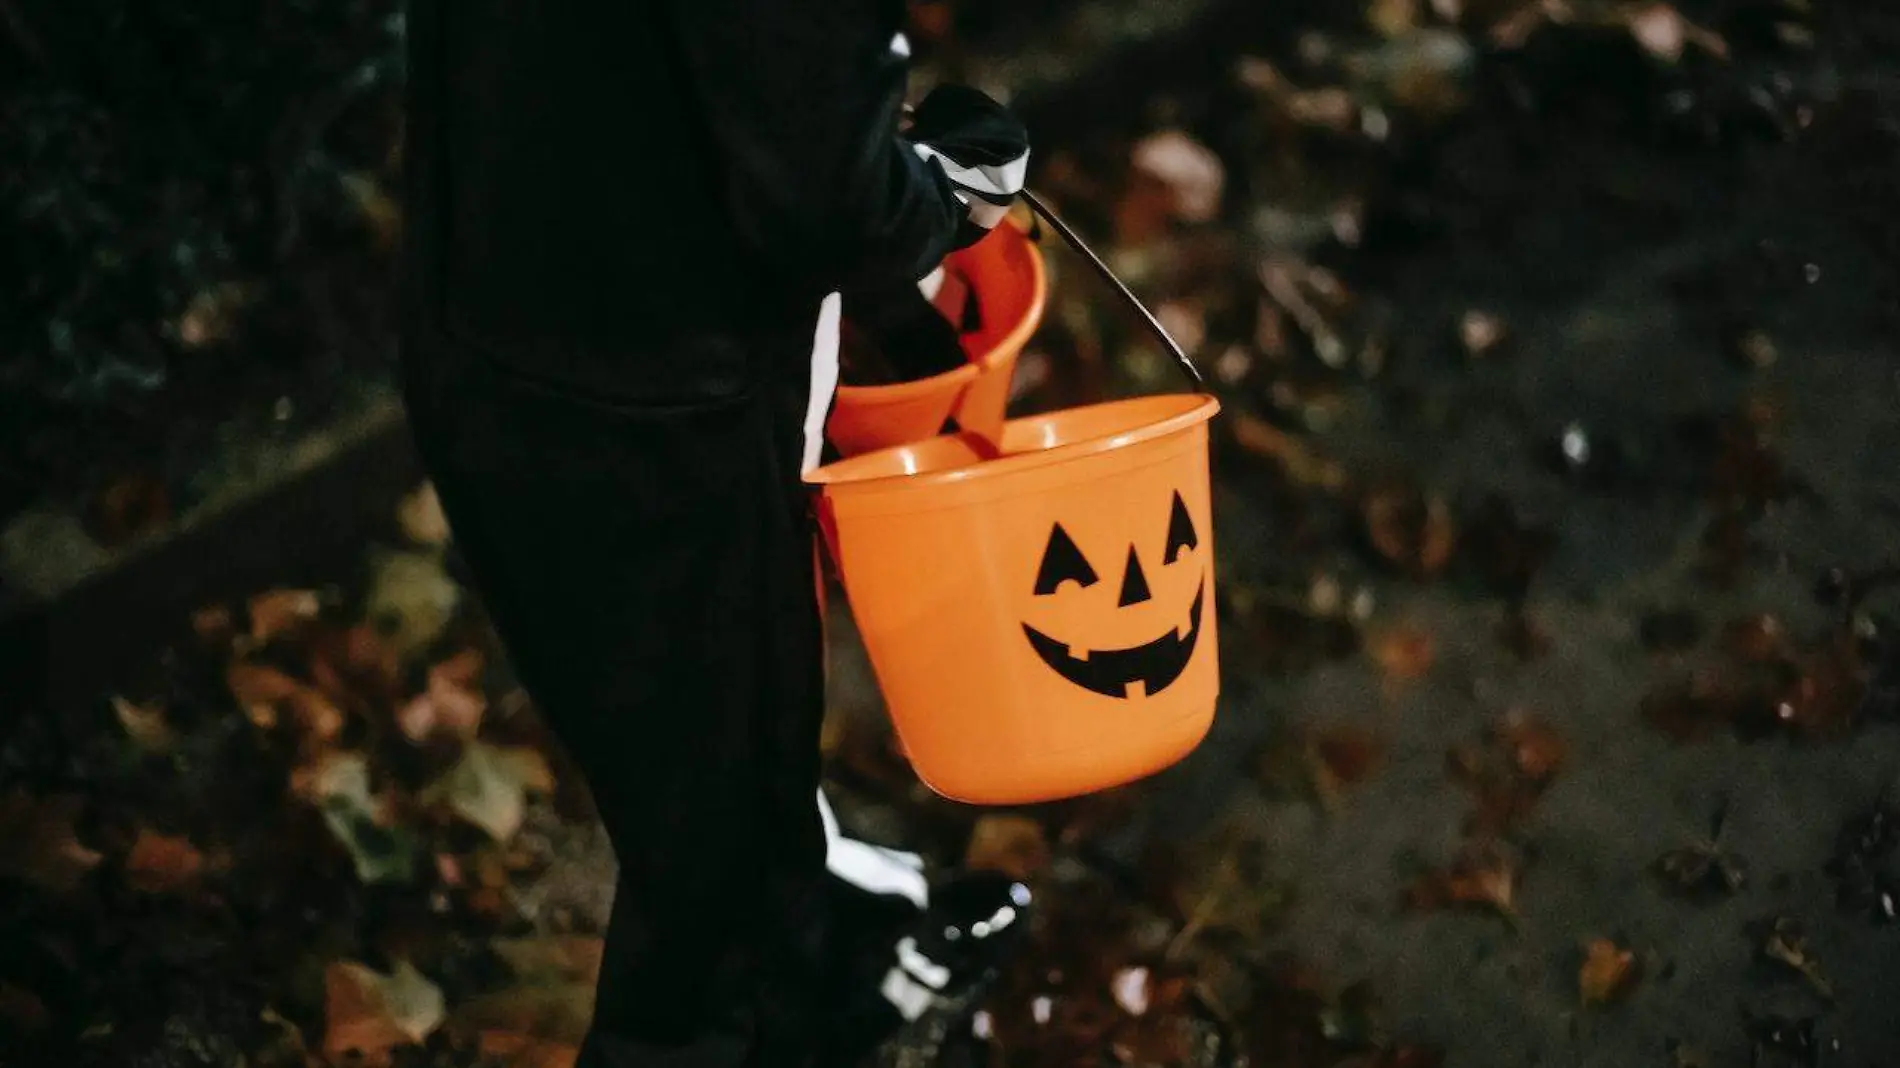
[1020,491,1208,699]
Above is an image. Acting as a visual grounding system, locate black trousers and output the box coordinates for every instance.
[399,325,835,1068]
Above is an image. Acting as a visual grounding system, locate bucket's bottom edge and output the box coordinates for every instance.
[906,701,1218,807]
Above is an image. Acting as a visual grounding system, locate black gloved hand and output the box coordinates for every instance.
[906,84,1030,244]
[840,276,968,385]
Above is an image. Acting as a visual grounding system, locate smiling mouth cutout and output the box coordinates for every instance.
[1021,583,1206,699]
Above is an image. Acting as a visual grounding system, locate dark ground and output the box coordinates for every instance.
[4,1,1900,1066]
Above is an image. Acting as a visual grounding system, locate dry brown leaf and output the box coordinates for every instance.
[1498,710,1566,784]
[124,829,207,894]
[1370,628,1435,682]
[323,959,445,1064]
[0,791,104,894]
[248,589,321,644]
[1754,914,1833,999]
[1578,938,1641,1005]
[227,662,345,746]
[227,661,301,726]
[112,695,176,753]
[1404,845,1519,919]
[1363,485,1457,578]
[965,815,1052,881]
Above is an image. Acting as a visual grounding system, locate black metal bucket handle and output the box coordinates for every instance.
[1018,189,1208,392]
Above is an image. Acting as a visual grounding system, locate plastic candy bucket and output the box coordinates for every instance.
[826,219,1047,457]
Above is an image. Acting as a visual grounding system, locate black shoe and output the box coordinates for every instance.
[824,870,1034,1067]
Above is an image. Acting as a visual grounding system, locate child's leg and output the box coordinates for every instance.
[400,328,832,1068]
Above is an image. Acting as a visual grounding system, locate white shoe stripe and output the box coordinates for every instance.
[881,964,938,1021]
[895,936,952,990]
[816,788,930,908]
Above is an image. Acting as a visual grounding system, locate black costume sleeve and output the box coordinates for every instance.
[658,0,981,297]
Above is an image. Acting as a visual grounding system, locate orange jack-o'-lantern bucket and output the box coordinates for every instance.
[807,193,1220,805]
[826,218,1047,457]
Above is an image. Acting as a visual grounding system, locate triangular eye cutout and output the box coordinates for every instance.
[1034,523,1099,595]
[1164,491,1198,564]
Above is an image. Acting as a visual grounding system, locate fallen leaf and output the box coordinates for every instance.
[1362,484,1457,578]
[1403,844,1519,919]
[1370,628,1435,683]
[322,959,445,1064]
[1627,3,1686,61]
[1578,938,1641,1005]
[124,829,207,894]
[366,549,461,661]
[0,791,104,894]
[1110,966,1152,1016]
[111,695,176,753]
[1752,914,1834,999]
[175,282,251,349]
[421,743,554,842]
[398,482,452,547]
[1655,840,1748,901]
[399,649,488,743]
[296,752,419,885]
[1130,130,1225,224]
[1730,329,1778,370]
[248,589,321,644]
[964,814,1052,881]
[226,662,344,747]
[1457,310,1510,359]
[1498,710,1565,784]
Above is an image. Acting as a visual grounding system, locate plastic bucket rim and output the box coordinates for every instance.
[805,392,1220,492]
[830,220,1047,403]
